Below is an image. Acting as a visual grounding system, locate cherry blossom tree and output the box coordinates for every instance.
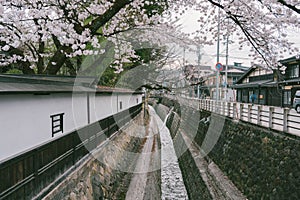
[169,0,300,68]
[0,0,169,74]
[1,0,299,75]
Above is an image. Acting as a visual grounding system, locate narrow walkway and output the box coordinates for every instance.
[125,137,155,200]
[181,130,247,200]
[149,106,188,200]
[125,107,160,200]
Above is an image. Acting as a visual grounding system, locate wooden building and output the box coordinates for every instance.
[278,55,300,107]
[232,64,282,106]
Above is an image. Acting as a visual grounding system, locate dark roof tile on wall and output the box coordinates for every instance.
[0,74,142,94]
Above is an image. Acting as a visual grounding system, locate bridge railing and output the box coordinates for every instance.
[0,104,142,200]
[167,95,300,137]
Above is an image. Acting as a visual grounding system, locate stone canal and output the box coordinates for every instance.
[43,98,300,200]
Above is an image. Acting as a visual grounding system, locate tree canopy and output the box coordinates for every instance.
[0,0,299,77]
[0,0,169,75]
[171,0,300,67]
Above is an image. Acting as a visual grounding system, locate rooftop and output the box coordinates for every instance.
[0,74,141,94]
[0,74,95,93]
[279,55,300,64]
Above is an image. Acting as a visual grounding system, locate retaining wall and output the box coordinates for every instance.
[43,114,146,200]
[153,102,212,199]
[157,97,300,200]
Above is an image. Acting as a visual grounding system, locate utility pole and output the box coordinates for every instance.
[183,46,186,97]
[225,19,229,101]
[216,0,221,102]
[197,46,201,99]
[183,46,186,66]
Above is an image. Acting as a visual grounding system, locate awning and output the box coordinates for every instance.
[262,81,279,87]
[231,80,273,89]
[279,78,300,85]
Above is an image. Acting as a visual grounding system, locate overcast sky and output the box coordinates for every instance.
[174,9,300,69]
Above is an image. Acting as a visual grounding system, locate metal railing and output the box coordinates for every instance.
[0,104,142,200]
[168,95,300,137]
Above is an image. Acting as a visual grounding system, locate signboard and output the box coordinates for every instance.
[215,62,223,71]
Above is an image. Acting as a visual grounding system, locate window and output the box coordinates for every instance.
[232,77,238,84]
[286,64,299,79]
[237,90,242,102]
[249,74,273,82]
[284,90,291,105]
[242,90,249,103]
[50,113,64,137]
[136,98,139,104]
[119,101,123,110]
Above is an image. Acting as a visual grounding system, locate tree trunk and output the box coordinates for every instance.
[65,59,77,75]
[45,46,70,75]
[43,0,133,75]
[21,61,35,74]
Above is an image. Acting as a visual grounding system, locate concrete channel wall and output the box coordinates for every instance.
[43,113,146,200]
[152,101,213,199]
[156,97,300,200]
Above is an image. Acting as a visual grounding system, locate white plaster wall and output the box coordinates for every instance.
[133,94,143,106]
[118,94,142,111]
[89,94,118,123]
[0,93,88,161]
[90,93,142,123]
[118,94,131,111]
[0,92,143,161]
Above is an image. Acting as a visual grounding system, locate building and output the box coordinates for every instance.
[232,64,281,106]
[184,64,214,98]
[200,62,247,100]
[0,74,142,161]
[226,62,249,72]
[232,55,300,107]
[278,55,300,107]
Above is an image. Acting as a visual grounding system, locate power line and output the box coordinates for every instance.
[202,54,252,60]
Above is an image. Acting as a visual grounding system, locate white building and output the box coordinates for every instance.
[0,74,142,161]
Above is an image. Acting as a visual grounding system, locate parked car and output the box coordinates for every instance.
[293,90,300,113]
